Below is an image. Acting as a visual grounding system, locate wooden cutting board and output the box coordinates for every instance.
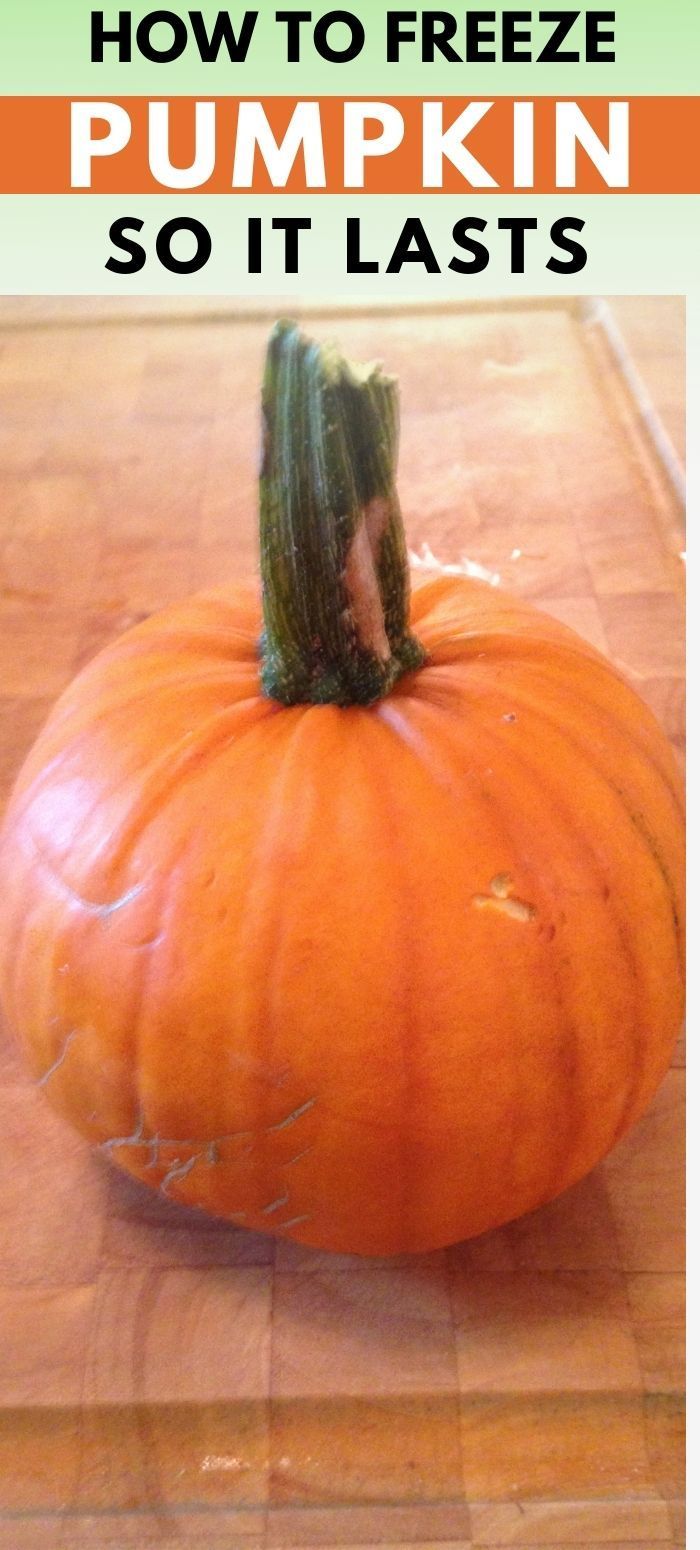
[0,299,684,1550]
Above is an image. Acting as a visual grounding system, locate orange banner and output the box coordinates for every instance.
[0,96,698,195]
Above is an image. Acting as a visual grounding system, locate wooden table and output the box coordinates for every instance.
[0,299,685,1549]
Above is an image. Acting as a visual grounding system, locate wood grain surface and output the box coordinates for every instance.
[0,299,685,1549]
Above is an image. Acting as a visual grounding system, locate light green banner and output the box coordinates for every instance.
[1,0,698,93]
[0,194,698,296]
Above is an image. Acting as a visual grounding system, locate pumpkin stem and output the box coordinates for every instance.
[259,319,426,706]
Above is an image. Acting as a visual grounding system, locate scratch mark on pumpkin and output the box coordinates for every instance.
[30,843,145,918]
[267,1098,317,1133]
[97,1117,264,1181]
[38,1028,79,1087]
[278,1215,311,1231]
[261,1190,290,1217]
[144,1135,162,1169]
[99,1111,145,1154]
[93,885,144,918]
[284,1146,313,1166]
[160,1155,197,1196]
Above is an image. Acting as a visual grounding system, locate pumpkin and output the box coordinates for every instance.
[0,322,684,1257]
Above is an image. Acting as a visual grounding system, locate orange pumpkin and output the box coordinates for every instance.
[0,323,684,1256]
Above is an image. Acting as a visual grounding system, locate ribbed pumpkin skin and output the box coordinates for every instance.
[0,576,684,1255]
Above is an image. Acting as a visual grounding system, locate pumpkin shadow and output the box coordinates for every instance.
[94,1155,636,1395]
[96,1153,277,1268]
[448,1168,620,1275]
[96,1151,619,1283]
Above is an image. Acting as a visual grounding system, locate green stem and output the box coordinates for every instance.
[259,319,426,707]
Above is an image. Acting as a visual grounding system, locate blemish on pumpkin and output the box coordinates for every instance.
[267,1097,317,1132]
[160,1155,197,1196]
[261,1190,290,1216]
[96,885,145,918]
[278,1214,312,1231]
[143,1135,161,1169]
[472,874,536,923]
[503,711,517,723]
[99,1111,146,1154]
[134,931,165,951]
[31,842,146,919]
[285,1146,313,1166]
[38,1028,79,1087]
[49,864,144,919]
